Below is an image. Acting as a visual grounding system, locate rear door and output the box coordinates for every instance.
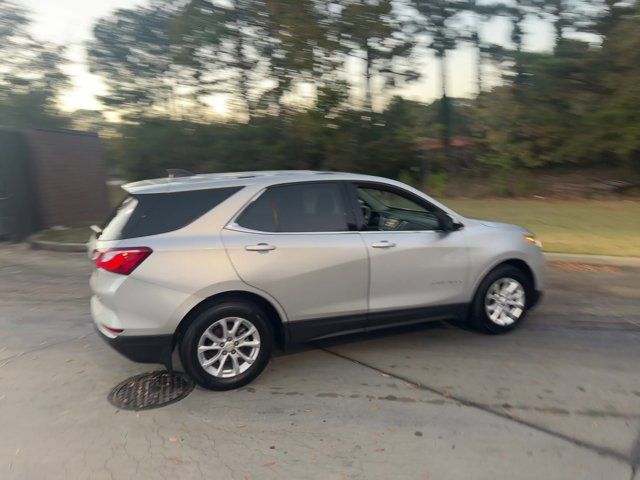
[222,182,369,341]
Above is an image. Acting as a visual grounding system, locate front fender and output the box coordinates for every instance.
[469,250,544,303]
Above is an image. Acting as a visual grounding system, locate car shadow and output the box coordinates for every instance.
[166,318,470,377]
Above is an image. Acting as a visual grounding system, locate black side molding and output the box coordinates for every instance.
[288,303,468,344]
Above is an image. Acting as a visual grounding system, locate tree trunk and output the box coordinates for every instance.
[474,21,482,94]
[553,0,564,51]
[472,0,483,95]
[513,13,525,87]
[364,44,373,113]
[439,49,454,176]
[236,33,251,119]
[420,153,430,189]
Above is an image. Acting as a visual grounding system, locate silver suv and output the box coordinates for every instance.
[90,171,544,390]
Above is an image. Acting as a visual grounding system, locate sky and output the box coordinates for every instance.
[17,0,556,115]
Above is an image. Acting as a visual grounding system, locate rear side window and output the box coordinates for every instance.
[236,183,349,232]
[100,187,241,240]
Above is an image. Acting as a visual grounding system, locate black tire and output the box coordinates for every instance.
[470,265,532,334]
[179,299,273,391]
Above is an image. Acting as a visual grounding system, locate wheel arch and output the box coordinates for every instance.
[500,259,534,288]
[172,290,288,352]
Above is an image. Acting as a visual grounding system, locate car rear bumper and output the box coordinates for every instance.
[96,327,173,368]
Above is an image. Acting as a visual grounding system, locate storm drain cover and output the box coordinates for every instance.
[108,371,195,411]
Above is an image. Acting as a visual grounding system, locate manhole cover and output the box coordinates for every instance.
[108,371,195,411]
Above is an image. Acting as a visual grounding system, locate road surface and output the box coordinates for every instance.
[0,244,638,479]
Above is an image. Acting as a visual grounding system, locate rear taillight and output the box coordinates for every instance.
[101,324,124,335]
[93,247,152,275]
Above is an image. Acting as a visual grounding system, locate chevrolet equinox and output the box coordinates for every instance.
[90,171,544,390]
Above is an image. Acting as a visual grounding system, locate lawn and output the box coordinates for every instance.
[36,227,94,244]
[443,198,640,257]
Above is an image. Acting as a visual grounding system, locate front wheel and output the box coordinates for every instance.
[470,265,531,334]
[179,300,273,390]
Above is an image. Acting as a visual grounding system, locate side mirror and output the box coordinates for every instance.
[435,211,462,232]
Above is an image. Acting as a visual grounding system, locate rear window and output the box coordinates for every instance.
[100,187,241,241]
[235,183,349,232]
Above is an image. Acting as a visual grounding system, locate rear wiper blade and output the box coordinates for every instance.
[90,225,102,238]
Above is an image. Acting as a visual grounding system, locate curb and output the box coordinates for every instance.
[543,252,640,268]
[28,234,87,253]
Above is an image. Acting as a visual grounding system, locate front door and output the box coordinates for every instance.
[352,183,468,326]
[222,182,369,341]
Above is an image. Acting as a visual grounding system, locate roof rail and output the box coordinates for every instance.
[167,169,195,178]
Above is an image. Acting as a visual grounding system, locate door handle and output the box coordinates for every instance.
[371,241,396,249]
[245,243,277,252]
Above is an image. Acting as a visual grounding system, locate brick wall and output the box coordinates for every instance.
[24,129,110,228]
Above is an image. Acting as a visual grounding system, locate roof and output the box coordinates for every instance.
[123,170,383,194]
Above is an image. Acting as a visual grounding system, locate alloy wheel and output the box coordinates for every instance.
[197,317,261,378]
[484,277,526,326]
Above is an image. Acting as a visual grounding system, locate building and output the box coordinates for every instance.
[0,128,110,241]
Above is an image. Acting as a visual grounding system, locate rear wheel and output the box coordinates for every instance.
[179,300,273,390]
[470,265,531,334]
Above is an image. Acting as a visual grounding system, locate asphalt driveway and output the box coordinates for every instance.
[0,244,639,479]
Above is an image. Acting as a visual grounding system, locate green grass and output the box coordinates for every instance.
[443,198,640,257]
[36,227,93,244]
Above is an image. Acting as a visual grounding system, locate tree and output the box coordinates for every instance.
[0,0,69,129]
[410,0,467,172]
[174,0,346,118]
[338,0,417,112]
[591,0,636,39]
[458,0,505,94]
[92,0,640,187]
[173,0,282,119]
[496,1,547,87]
[542,0,602,51]
[88,0,193,120]
[258,0,339,115]
[563,0,640,171]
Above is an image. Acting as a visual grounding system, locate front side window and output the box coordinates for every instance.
[356,185,440,231]
[236,183,349,232]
